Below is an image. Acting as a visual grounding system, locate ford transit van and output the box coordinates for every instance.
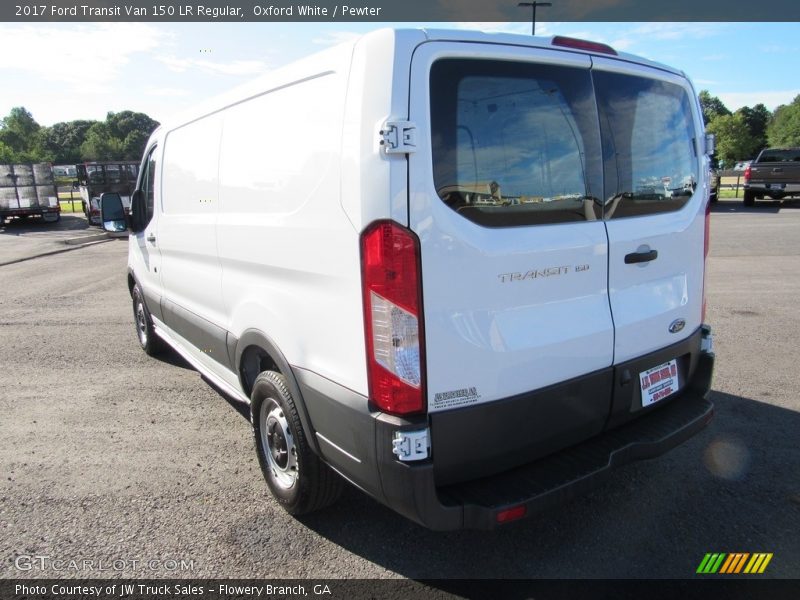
[111,28,716,530]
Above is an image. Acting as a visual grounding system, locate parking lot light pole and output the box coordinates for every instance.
[518,1,552,36]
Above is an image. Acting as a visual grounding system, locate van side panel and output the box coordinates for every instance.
[216,69,367,403]
[159,114,226,348]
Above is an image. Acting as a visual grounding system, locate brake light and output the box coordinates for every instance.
[361,221,426,415]
[497,504,527,524]
[552,36,617,55]
[744,164,751,182]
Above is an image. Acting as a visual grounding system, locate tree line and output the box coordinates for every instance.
[699,91,800,166]
[0,106,158,165]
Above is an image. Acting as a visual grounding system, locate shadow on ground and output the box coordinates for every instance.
[0,212,90,234]
[235,389,799,579]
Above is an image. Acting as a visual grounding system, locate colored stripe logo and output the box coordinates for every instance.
[696,552,773,574]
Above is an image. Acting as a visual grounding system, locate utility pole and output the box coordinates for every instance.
[518,1,552,36]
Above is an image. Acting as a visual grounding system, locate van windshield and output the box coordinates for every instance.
[430,59,699,226]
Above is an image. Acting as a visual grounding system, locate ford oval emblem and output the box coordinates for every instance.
[669,318,686,334]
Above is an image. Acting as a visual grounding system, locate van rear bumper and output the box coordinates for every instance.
[299,328,714,531]
[373,334,715,531]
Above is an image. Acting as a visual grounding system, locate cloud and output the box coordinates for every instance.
[718,90,800,112]
[311,31,362,46]
[0,24,163,88]
[156,56,269,76]
[145,86,191,97]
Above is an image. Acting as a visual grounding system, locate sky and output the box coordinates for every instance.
[0,21,798,127]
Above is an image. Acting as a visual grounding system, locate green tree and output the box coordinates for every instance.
[698,91,731,126]
[0,106,42,159]
[767,95,800,147]
[36,120,96,164]
[80,122,124,160]
[105,111,158,159]
[707,113,758,162]
[737,104,771,155]
[0,140,16,162]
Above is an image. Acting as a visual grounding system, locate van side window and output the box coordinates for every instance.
[139,147,157,225]
[430,59,604,227]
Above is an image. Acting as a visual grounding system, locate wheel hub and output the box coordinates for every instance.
[135,301,148,345]
[260,399,298,489]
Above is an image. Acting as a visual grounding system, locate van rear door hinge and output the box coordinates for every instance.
[380,121,417,154]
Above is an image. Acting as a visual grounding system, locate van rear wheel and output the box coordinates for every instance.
[251,371,342,515]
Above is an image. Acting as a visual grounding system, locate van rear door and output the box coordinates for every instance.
[591,59,707,425]
[407,43,615,482]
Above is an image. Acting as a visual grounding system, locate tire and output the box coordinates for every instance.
[743,190,755,207]
[132,283,163,356]
[251,370,342,515]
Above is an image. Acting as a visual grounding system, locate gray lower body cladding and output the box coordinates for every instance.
[297,326,714,530]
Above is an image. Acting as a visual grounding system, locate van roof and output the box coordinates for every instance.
[417,28,684,77]
[154,27,686,139]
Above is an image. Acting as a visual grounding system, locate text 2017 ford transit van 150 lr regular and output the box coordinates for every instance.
[114,29,716,530]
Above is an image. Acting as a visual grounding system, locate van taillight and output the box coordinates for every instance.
[361,221,425,415]
[744,165,751,182]
[702,198,711,322]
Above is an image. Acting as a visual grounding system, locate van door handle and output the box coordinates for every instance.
[625,249,658,264]
[146,233,156,244]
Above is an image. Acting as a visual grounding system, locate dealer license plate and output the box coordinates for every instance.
[768,183,784,189]
[639,359,679,407]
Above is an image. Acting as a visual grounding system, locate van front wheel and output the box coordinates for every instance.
[251,371,342,515]
[132,283,163,356]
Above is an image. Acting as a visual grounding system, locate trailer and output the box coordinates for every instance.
[0,163,60,225]
[75,161,139,225]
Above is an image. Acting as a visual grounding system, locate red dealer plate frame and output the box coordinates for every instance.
[639,359,679,407]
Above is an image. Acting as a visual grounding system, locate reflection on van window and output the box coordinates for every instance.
[431,59,603,227]
[595,71,698,218]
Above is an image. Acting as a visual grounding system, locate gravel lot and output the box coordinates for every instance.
[1,199,799,580]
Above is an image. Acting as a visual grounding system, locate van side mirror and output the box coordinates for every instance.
[100,192,127,233]
[705,133,716,156]
[129,189,146,232]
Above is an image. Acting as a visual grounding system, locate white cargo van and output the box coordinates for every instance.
[104,28,716,530]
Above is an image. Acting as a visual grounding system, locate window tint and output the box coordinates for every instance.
[431,59,603,227]
[139,148,157,224]
[758,149,800,162]
[124,164,139,183]
[594,71,698,219]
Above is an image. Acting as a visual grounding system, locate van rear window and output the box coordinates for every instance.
[594,70,699,219]
[430,59,603,227]
[430,59,700,226]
